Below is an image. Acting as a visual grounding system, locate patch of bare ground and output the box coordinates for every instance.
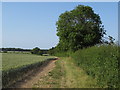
[10,59,57,88]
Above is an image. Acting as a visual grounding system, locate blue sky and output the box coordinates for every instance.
[0,2,2,48]
[2,2,118,49]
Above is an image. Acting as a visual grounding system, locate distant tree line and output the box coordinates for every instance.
[1,48,31,52]
[1,47,49,55]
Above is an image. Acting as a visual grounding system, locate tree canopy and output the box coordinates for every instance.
[31,47,49,55]
[56,5,106,51]
[31,47,40,54]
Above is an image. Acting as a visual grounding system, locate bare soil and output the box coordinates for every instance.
[10,59,57,88]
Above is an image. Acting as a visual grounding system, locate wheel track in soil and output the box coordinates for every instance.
[10,59,57,88]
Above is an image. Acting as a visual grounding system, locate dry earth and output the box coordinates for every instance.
[10,59,57,88]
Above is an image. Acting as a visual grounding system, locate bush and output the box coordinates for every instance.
[38,51,43,55]
[54,51,73,57]
[3,51,7,53]
[71,45,119,88]
[31,47,44,55]
[31,47,40,54]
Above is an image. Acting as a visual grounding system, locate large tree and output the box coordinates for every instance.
[56,5,106,51]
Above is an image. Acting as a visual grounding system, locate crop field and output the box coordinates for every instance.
[2,53,55,88]
[2,53,54,71]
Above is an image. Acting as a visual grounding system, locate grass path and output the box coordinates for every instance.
[61,57,98,88]
[33,57,98,88]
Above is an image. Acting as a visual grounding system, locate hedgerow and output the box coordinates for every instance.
[71,45,119,88]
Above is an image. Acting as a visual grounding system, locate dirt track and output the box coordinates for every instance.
[10,59,57,88]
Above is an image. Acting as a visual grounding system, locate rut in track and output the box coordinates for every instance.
[10,59,57,88]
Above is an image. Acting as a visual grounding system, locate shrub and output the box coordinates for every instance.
[3,51,7,53]
[31,47,40,54]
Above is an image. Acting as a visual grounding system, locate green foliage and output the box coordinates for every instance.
[54,51,73,57]
[1,48,31,52]
[31,47,40,54]
[48,47,56,55]
[71,45,119,88]
[3,51,7,53]
[56,5,105,51]
[31,47,48,55]
[54,52,69,57]
[38,50,43,55]
[48,47,74,57]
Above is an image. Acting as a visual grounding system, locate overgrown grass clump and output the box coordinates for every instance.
[71,45,119,88]
[47,60,65,87]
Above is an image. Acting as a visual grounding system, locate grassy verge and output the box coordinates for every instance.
[61,57,98,88]
[33,57,98,88]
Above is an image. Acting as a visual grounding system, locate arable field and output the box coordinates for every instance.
[2,53,55,88]
[2,53,54,71]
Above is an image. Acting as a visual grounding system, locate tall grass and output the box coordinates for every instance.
[71,45,119,88]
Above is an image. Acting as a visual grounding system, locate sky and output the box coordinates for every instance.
[118,1,120,45]
[0,2,2,48]
[2,2,118,49]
